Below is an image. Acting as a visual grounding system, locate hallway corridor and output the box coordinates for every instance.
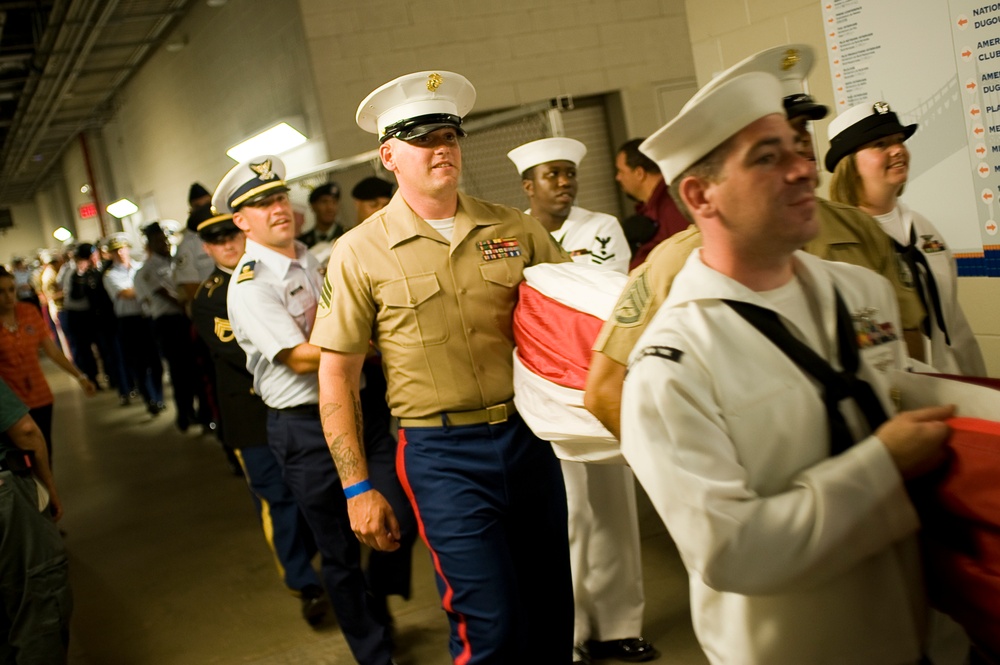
[42,360,706,664]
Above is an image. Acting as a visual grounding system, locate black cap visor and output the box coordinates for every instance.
[381,113,466,143]
[783,94,829,121]
[198,217,241,242]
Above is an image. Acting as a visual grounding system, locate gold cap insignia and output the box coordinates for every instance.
[250,159,277,181]
[427,73,443,92]
[873,101,891,115]
[781,49,800,71]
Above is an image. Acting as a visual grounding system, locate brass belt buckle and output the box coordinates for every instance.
[486,403,508,425]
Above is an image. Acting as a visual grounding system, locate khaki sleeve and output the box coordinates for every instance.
[593,226,701,365]
[310,240,377,354]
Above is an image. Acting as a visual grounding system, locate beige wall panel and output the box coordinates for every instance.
[684,0,749,43]
[2,203,47,262]
[103,0,325,226]
[958,277,1000,336]
[974,335,1000,378]
[300,0,696,158]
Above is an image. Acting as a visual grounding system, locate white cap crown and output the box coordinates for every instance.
[507,137,587,175]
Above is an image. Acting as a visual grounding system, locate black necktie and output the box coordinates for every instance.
[893,226,950,346]
[723,290,888,456]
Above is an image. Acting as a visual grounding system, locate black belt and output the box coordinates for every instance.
[271,403,320,417]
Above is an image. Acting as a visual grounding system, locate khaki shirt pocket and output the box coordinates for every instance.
[378,273,449,347]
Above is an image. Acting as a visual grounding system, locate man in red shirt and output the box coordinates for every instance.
[614,139,690,270]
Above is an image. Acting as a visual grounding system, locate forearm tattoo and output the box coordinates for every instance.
[321,401,361,478]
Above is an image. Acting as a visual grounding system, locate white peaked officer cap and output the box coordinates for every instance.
[507,137,588,175]
[704,44,827,122]
[357,71,477,143]
[212,154,290,214]
[640,72,786,185]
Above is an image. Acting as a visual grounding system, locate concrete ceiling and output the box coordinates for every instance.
[0,0,196,206]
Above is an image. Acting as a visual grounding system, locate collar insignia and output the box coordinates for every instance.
[236,260,256,283]
[250,160,277,181]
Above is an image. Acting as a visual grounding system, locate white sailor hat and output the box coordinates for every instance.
[640,72,785,185]
[824,100,917,172]
[212,154,290,213]
[507,137,587,176]
[357,71,476,143]
[704,44,827,122]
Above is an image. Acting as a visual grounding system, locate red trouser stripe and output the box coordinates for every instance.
[396,429,473,665]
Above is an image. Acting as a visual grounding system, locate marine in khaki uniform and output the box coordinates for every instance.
[311,71,574,664]
[584,43,927,438]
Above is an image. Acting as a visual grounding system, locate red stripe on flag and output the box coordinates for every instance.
[513,282,603,391]
[396,429,473,664]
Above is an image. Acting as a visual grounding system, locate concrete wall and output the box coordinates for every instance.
[1,203,47,264]
[100,0,327,229]
[297,0,698,157]
[684,0,1000,376]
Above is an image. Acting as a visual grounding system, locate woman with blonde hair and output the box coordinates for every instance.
[827,101,986,376]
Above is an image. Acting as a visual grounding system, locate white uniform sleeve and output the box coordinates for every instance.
[172,237,202,287]
[228,277,307,364]
[620,336,919,596]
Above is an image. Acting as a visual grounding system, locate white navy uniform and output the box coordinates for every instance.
[226,239,321,408]
[547,206,645,645]
[875,202,986,377]
[134,254,183,319]
[622,249,932,665]
[173,230,217,290]
[552,206,630,274]
[103,262,144,317]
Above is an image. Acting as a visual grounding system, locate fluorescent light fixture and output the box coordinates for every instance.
[227,122,307,162]
[53,227,73,242]
[107,198,139,218]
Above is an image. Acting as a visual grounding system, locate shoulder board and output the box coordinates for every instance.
[236,260,255,283]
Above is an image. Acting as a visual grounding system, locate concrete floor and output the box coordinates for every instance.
[42,361,708,664]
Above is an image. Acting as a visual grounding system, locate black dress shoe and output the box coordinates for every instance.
[299,585,329,627]
[587,638,660,662]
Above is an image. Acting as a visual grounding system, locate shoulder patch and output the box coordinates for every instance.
[236,260,255,283]
[629,345,684,371]
[613,272,652,326]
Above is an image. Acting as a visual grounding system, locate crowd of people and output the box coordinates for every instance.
[1,41,993,665]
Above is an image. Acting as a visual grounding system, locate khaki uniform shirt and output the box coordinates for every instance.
[595,199,927,366]
[804,199,925,332]
[311,191,568,418]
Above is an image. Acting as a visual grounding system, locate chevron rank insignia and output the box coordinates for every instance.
[236,260,256,283]
[214,317,235,343]
[613,272,651,326]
